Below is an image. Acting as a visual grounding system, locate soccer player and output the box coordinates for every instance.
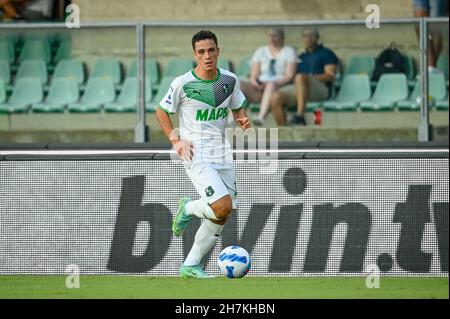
[155,30,251,278]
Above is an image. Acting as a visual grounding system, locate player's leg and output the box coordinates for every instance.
[176,163,233,278]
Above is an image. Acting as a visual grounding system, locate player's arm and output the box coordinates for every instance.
[232,107,251,130]
[155,107,193,161]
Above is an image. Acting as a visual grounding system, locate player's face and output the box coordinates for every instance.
[193,39,220,71]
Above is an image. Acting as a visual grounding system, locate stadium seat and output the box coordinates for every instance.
[52,59,85,86]
[89,58,122,86]
[68,78,115,112]
[236,56,251,80]
[0,39,15,64]
[53,40,72,65]
[127,58,160,92]
[397,73,447,111]
[402,54,416,87]
[218,58,232,71]
[344,56,375,79]
[0,78,5,104]
[434,99,449,110]
[163,58,195,78]
[0,59,10,85]
[146,76,176,112]
[436,52,449,84]
[16,60,48,84]
[323,74,371,111]
[396,80,421,111]
[32,78,79,113]
[0,78,43,113]
[359,73,408,111]
[104,77,152,112]
[18,39,51,65]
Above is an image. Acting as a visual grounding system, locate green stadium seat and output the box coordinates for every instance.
[32,78,79,113]
[68,78,115,113]
[52,59,85,86]
[359,73,408,111]
[163,58,195,78]
[398,73,447,111]
[236,56,251,80]
[218,58,232,71]
[146,76,176,112]
[16,60,48,84]
[90,58,122,86]
[105,77,152,112]
[344,56,375,79]
[402,54,416,88]
[18,39,51,65]
[53,40,72,64]
[0,59,10,85]
[434,99,449,110]
[0,39,15,64]
[0,78,5,104]
[127,58,160,92]
[0,78,43,113]
[436,52,449,83]
[323,74,371,111]
[396,81,421,111]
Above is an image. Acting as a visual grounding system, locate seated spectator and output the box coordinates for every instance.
[240,28,297,126]
[270,29,338,126]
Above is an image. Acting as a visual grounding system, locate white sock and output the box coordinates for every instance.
[185,199,219,220]
[184,220,224,266]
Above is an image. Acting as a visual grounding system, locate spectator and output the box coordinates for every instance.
[412,0,449,72]
[0,0,25,20]
[240,28,297,126]
[270,28,338,126]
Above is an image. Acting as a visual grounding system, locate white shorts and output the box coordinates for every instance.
[184,161,237,209]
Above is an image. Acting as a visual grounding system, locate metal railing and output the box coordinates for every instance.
[1,17,448,142]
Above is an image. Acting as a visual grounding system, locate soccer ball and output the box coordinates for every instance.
[217,246,251,278]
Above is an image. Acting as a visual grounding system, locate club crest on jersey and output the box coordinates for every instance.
[205,186,215,197]
[222,84,230,94]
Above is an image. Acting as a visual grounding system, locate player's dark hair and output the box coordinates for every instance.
[192,30,218,50]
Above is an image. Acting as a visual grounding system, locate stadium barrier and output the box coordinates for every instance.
[1,17,449,143]
[0,143,448,277]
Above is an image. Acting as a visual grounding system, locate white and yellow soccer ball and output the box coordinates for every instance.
[217,246,251,278]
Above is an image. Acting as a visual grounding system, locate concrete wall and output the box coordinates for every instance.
[72,0,415,21]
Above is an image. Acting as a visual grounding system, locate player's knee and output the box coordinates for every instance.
[211,196,232,220]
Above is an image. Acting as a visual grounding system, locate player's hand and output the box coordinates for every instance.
[236,117,251,130]
[173,139,193,162]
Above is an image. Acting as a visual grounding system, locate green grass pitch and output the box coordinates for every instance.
[0,276,447,299]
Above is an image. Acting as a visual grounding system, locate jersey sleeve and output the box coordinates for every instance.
[230,76,249,112]
[158,78,182,114]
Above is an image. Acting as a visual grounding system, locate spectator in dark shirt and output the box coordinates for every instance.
[270,29,338,126]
